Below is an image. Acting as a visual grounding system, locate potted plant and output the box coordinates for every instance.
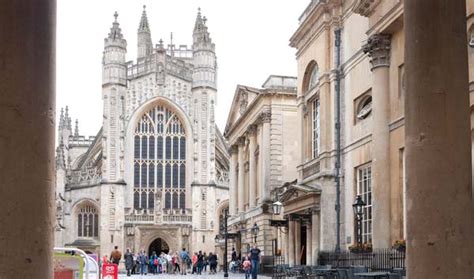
[392,239,406,252]
[348,242,373,253]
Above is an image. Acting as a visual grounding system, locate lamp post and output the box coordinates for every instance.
[352,195,366,247]
[251,222,260,244]
[223,208,229,277]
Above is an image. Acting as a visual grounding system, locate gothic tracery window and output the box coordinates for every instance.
[77,205,98,238]
[134,105,186,210]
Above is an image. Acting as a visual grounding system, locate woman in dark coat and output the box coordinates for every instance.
[124,249,134,276]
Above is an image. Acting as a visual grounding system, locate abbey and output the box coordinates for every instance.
[54,7,230,256]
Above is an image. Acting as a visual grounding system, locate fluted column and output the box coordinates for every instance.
[363,33,392,248]
[237,137,245,213]
[259,111,271,203]
[405,0,472,277]
[0,1,56,278]
[248,125,257,208]
[229,145,238,215]
[311,209,320,265]
[288,218,295,266]
[306,222,312,265]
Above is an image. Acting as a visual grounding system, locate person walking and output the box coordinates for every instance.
[124,248,134,276]
[197,251,204,275]
[109,246,122,266]
[249,245,261,279]
[208,252,218,274]
[243,256,252,279]
[138,250,148,275]
[191,252,198,274]
[179,248,190,275]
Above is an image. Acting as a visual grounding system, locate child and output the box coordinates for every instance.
[242,256,252,279]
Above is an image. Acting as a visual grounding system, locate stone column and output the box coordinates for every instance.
[0,1,56,278]
[363,33,392,249]
[248,126,257,208]
[311,210,320,265]
[306,222,312,265]
[237,137,245,213]
[405,0,472,278]
[229,145,238,215]
[295,221,301,265]
[288,218,295,266]
[259,111,271,203]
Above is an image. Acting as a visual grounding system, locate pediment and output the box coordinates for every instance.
[224,85,260,136]
[277,180,322,204]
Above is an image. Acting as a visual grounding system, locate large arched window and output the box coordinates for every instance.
[134,105,186,210]
[77,205,98,238]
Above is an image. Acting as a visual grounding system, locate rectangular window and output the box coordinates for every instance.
[356,164,372,244]
[312,99,320,159]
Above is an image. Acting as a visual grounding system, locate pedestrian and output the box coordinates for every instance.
[150,251,158,274]
[208,252,218,274]
[231,247,237,262]
[243,256,252,279]
[192,252,198,274]
[138,250,148,275]
[197,250,204,275]
[109,246,122,266]
[249,245,261,279]
[179,248,189,275]
[124,248,134,276]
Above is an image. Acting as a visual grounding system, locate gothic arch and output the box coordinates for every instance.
[72,199,100,239]
[302,60,319,93]
[124,96,194,210]
[215,200,229,232]
[143,231,178,254]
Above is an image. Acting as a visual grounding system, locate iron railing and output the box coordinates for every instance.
[318,249,405,271]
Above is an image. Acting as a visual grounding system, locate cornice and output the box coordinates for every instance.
[351,0,381,17]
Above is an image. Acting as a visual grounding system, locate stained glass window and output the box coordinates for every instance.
[133,105,187,210]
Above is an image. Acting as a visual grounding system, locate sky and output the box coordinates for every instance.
[57,0,309,137]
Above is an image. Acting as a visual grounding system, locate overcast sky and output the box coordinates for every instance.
[57,0,309,137]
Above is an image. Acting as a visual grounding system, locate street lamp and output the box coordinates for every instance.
[223,209,229,277]
[272,201,283,215]
[352,195,366,247]
[251,222,260,244]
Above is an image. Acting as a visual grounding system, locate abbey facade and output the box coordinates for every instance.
[54,7,230,257]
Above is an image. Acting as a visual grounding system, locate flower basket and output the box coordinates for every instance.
[392,239,406,252]
[349,242,373,253]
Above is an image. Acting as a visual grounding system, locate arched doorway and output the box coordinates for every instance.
[148,238,170,256]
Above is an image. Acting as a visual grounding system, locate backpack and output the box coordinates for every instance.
[154,258,158,265]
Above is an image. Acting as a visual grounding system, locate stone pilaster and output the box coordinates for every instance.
[306,222,312,265]
[295,220,301,265]
[288,218,296,266]
[229,145,238,216]
[311,209,320,265]
[405,1,472,277]
[247,125,257,208]
[259,111,271,203]
[237,137,246,213]
[363,33,392,248]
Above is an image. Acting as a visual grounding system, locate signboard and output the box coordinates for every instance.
[53,252,84,279]
[101,263,118,279]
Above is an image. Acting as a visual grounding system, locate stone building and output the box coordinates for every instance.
[54,7,230,256]
[223,75,299,260]
[282,0,474,266]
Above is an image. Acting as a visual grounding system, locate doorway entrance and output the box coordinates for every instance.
[148,238,170,256]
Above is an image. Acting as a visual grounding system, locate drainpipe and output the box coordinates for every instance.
[334,28,342,253]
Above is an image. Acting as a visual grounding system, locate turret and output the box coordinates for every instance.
[137,5,153,59]
[102,12,127,86]
[192,8,217,90]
